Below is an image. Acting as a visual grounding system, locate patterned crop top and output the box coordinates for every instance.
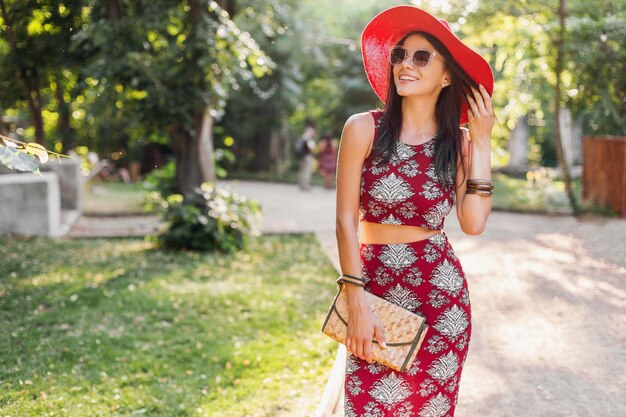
[359,109,456,230]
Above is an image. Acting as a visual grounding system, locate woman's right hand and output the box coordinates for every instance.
[345,288,386,363]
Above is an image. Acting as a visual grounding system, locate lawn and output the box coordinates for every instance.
[0,234,338,417]
[84,182,150,215]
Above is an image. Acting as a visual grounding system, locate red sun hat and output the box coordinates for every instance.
[361,5,494,125]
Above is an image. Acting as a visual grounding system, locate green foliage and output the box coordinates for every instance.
[155,182,262,252]
[0,235,336,416]
[143,161,177,198]
[564,13,626,135]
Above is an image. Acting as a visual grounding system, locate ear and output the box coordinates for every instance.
[441,72,451,88]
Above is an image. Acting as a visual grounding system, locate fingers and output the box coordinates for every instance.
[466,90,480,120]
[479,84,493,113]
[466,84,492,120]
[374,322,386,349]
[363,339,372,363]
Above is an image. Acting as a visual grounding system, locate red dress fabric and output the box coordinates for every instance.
[359,111,456,230]
[345,109,471,417]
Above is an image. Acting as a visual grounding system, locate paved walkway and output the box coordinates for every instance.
[72,180,626,416]
[222,180,625,417]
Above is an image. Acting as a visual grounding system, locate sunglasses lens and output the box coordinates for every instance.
[413,50,432,67]
[389,47,407,65]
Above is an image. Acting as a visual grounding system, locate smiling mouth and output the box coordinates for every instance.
[398,75,418,82]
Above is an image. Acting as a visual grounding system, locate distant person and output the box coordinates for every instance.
[318,132,338,189]
[295,120,317,191]
[334,6,495,417]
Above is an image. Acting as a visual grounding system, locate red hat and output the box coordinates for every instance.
[361,6,494,125]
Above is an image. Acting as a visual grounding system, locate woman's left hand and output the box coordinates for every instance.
[465,84,495,148]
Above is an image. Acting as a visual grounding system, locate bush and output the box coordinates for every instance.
[144,160,177,197]
[155,182,263,252]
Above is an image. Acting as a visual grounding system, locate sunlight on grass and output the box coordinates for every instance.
[0,235,338,416]
[84,181,151,215]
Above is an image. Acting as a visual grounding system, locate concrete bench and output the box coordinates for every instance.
[40,156,83,212]
[0,172,62,237]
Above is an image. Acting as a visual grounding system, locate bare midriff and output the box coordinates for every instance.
[359,220,442,244]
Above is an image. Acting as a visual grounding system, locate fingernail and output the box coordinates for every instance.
[381,342,387,348]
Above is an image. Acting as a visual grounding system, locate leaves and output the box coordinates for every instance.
[25,142,49,163]
[0,144,39,173]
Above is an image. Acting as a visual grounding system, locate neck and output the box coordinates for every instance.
[400,94,439,140]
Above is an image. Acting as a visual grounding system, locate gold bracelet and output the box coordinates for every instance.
[466,179,493,186]
[466,189,493,197]
[466,184,494,191]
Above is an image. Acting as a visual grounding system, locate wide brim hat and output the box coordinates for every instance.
[361,5,494,125]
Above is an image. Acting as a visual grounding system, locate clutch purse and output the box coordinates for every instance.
[321,276,429,372]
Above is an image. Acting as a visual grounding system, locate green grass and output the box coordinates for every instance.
[491,172,616,216]
[84,181,151,215]
[0,234,338,416]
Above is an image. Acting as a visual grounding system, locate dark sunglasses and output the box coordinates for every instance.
[388,46,439,69]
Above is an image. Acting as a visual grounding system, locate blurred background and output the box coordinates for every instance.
[0,0,623,218]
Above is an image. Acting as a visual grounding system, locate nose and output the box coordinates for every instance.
[399,52,414,68]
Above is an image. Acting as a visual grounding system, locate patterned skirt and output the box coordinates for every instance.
[345,231,472,417]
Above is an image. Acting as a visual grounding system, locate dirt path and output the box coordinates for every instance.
[224,180,625,417]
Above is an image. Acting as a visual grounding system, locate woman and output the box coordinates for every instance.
[335,6,495,416]
[318,132,338,189]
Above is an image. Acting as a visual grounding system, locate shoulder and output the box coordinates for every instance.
[344,110,378,131]
[340,110,379,159]
[341,111,377,143]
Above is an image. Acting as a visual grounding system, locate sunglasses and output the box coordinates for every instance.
[388,46,439,69]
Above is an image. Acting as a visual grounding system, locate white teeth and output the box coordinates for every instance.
[399,76,417,81]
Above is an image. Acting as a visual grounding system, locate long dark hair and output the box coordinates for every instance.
[370,31,480,190]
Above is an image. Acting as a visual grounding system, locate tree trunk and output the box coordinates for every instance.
[554,0,580,214]
[217,0,238,17]
[55,73,75,150]
[107,0,122,20]
[198,107,216,181]
[169,123,204,198]
[0,0,45,145]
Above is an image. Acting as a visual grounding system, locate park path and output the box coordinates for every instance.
[222,180,625,417]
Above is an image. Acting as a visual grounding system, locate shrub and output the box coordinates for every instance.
[156,182,263,252]
[144,161,177,197]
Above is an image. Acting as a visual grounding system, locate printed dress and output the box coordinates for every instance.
[345,109,471,417]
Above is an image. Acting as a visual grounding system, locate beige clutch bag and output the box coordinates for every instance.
[321,282,429,372]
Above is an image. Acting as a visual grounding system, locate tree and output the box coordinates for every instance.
[77,0,274,197]
[0,0,85,146]
[466,0,625,213]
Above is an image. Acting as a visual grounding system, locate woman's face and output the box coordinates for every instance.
[392,34,449,98]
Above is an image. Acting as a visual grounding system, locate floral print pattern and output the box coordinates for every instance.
[346,233,472,417]
[359,110,455,230]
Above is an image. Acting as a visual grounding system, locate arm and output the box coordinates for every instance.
[455,84,495,235]
[335,112,385,362]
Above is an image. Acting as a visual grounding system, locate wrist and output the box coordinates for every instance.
[471,141,491,152]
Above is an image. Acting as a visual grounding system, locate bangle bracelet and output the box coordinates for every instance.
[466,189,493,197]
[336,277,365,287]
[466,184,494,191]
[340,273,366,283]
[466,178,493,185]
